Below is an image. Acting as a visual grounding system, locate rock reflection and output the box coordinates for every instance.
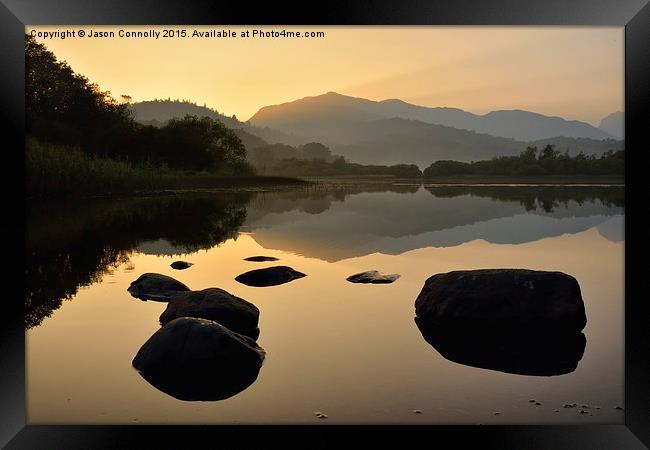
[415,317,586,376]
[136,363,262,402]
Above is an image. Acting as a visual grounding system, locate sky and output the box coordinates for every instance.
[27,26,623,125]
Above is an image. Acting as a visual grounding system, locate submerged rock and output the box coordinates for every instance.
[127,273,190,301]
[170,261,193,270]
[415,269,587,333]
[346,271,400,284]
[415,317,586,376]
[244,256,279,262]
[132,317,265,401]
[235,266,306,287]
[160,288,260,339]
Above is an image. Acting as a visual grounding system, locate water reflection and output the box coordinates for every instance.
[26,193,250,328]
[26,185,623,328]
[246,185,623,261]
[136,363,262,402]
[415,317,587,376]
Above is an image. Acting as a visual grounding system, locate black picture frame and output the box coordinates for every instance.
[3,0,648,448]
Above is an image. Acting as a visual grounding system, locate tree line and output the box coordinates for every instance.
[423,145,624,178]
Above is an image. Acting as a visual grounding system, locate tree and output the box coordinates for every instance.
[158,116,247,170]
[25,34,130,146]
[538,144,561,160]
[522,146,538,160]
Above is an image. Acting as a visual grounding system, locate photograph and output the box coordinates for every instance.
[24,25,625,424]
[2,0,648,447]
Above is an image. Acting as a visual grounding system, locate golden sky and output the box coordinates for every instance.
[28,26,623,125]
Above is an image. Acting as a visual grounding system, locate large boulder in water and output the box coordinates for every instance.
[347,270,400,284]
[128,273,190,301]
[160,288,260,339]
[235,266,306,287]
[132,317,265,401]
[414,269,587,333]
[415,317,586,376]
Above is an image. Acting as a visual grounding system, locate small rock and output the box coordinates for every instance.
[235,266,306,287]
[127,273,190,301]
[315,412,328,419]
[528,399,536,403]
[563,403,578,408]
[413,410,422,414]
[170,261,193,270]
[595,406,601,410]
[494,412,500,415]
[554,410,560,413]
[535,402,542,406]
[581,404,588,408]
[614,406,624,410]
[579,410,589,414]
[244,256,279,262]
[347,271,400,284]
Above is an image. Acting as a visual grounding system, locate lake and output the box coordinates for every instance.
[26,183,625,424]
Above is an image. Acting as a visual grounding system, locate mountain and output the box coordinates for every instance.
[333,118,524,166]
[599,111,624,139]
[249,92,614,142]
[128,100,305,146]
[130,98,623,168]
[265,116,621,167]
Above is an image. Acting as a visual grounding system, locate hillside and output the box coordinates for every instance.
[129,100,305,146]
[599,111,624,139]
[333,118,523,166]
[327,118,623,167]
[249,92,614,142]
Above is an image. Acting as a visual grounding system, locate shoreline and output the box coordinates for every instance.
[306,175,624,186]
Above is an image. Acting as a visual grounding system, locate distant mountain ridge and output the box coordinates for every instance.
[129,100,304,146]
[130,98,623,168]
[249,91,614,142]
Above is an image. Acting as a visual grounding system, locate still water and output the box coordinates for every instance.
[26,184,624,424]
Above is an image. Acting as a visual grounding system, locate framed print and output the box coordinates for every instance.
[2,0,649,448]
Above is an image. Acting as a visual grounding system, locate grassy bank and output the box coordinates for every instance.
[26,138,305,198]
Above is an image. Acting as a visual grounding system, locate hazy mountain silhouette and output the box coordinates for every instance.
[129,100,304,146]
[296,117,621,167]
[599,111,624,139]
[130,97,623,168]
[333,118,524,166]
[249,92,614,142]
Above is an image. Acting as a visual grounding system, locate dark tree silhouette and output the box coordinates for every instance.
[423,146,624,178]
[26,34,250,173]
